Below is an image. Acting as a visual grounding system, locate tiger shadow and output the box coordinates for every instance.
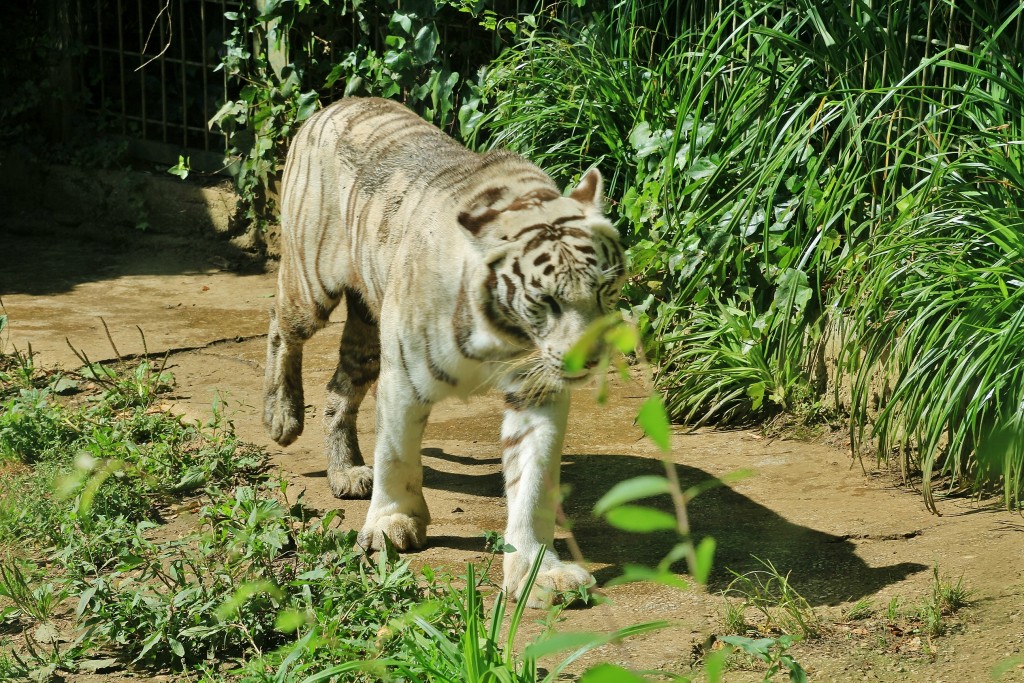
[421,448,927,606]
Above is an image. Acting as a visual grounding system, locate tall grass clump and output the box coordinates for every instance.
[470,0,1024,507]
[836,43,1024,510]
[470,0,890,424]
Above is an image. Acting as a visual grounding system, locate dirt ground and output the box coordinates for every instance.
[3,209,1024,682]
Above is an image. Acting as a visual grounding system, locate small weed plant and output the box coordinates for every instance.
[844,567,972,655]
[917,566,971,638]
[724,558,822,641]
[841,598,874,622]
[0,561,68,623]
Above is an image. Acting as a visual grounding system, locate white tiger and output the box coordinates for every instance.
[263,97,627,607]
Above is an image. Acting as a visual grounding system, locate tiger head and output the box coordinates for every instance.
[459,169,628,397]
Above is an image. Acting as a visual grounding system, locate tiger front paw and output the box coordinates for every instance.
[505,553,595,609]
[358,512,428,551]
[264,390,304,446]
[328,465,373,499]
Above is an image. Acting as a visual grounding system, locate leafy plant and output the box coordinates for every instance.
[718,634,807,683]
[472,0,1024,509]
[724,559,821,641]
[916,566,971,637]
[722,597,750,635]
[73,479,447,669]
[0,349,265,576]
[473,0,840,425]
[0,388,77,463]
[841,599,874,622]
[168,155,191,180]
[564,316,804,682]
[0,561,68,623]
[0,651,28,681]
[589,421,805,681]
[293,547,666,683]
[209,0,505,225]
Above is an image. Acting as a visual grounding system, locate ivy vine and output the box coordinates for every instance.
[209,0,517,227]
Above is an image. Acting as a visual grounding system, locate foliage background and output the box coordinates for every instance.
[2,0,1023,507]
[215,0,1024,509]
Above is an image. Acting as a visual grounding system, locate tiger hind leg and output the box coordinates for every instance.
[323,290,379,499]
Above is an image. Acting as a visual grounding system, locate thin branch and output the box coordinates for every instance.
[663,459,697,578]
[65,338,117,392]
[135,325,169,380]
[136,0,173,72]
[100,317,122,362]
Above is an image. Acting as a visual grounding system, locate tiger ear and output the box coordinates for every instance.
[569,168,603,210]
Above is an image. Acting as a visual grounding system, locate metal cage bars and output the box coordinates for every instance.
[78,0,240,168]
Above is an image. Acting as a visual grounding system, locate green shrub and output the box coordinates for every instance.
[472,0,1024,505]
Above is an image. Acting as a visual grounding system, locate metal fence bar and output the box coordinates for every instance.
[179,0,187,147]
[137,0,147,139]
[159,7,168,144]
[95,0,105,118]
[200,0,209,150]
[91,44,207,66]
[116,0,126,134]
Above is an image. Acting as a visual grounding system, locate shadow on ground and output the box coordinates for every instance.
[0,150,262,296]
[421,448,928,606]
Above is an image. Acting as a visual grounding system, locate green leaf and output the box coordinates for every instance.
[693,537,716,585]
[681,156,718,180]
[75,458,125,517]
[79,363,117,380]
[784,656,809,683]
[168,637,185,658]
[50,376,80,395]
[390,11,413,35]
[604,505,677,533]
[167,154,190,179]
[215,581,282,620]
[704,649,728,682]
[275,608,307,633]
[524,631,605,659]
[581,663,650,683]
[593,475,671,517]
[774,268,812,317]
[628,121,671,159]
[295,91,319,122]
[637,395,671,451]
[719,635,774,660]
[563,314,620,373]
[412,25,439,65]
[606,323,640,354]
[299,660,373,683]
[746,381,766,411]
